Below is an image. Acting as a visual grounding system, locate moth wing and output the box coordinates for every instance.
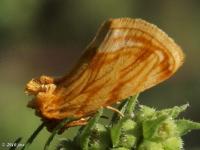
[43,18,184,119]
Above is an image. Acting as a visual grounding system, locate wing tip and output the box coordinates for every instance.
[108,18,185,70]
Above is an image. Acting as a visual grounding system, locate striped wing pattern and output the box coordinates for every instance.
[26,18,184,120]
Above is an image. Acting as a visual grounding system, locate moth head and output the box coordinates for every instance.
[25,79,43,95]
[25,75,54,95]
[25,76,56,109]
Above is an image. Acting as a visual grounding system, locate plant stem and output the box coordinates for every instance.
[44,118,73,150]
[21,122,45,150]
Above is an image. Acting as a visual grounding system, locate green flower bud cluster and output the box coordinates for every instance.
[57,95,200,150]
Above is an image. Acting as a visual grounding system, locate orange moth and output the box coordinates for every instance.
[26,18,184,126]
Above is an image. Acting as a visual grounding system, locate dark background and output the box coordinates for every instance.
[0,0,200,149]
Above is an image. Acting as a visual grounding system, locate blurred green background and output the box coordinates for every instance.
[0,0,200,149]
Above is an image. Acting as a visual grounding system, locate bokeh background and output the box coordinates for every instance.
[0,0,200,149]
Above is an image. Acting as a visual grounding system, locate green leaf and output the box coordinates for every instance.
[118,119,138,149]
[111,94,139,123]
[142,115,167,140]
[111,100,127,123]
[88,123,110,150]
[110,117,127,147]
[176,119,200,136]
[79,109,103,150]
[56,139,78,150]
[111,147,130,150]
[136,105,156,122]
[124,94,139,117]
[111,118,138,148]
[157,104,189,119]
[110,94,139,148]
[9,137,22,150]
[44,118,73,150]
[21,122,45,150]
[119,134,137,149]
[162,137,183,150]
[138,140,164,150]
[143,115,179,141]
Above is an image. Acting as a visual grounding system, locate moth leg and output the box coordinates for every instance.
[106,106,124,117]
[65,117,90,127]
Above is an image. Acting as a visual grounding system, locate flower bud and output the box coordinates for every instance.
[138,140,163,150]
[118,119,138,148]
[89,123,110,150]
[162,137,183,150]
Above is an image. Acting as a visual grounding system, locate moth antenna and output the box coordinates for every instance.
[65,117,89,127]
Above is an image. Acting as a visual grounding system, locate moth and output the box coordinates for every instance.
[26,18,184,126]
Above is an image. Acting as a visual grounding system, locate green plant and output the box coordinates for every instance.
[55,94,200,150]
[12,94,200,150]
